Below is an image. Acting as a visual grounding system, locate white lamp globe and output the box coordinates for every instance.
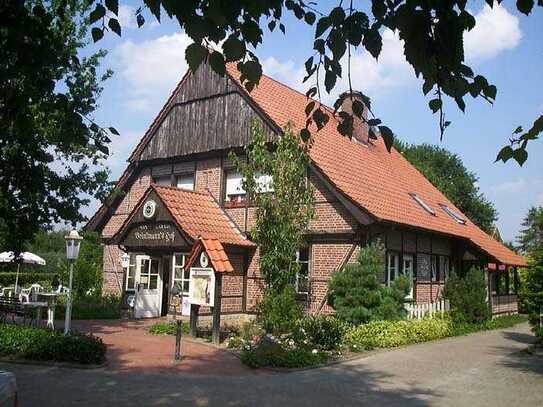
[65,229,83,261]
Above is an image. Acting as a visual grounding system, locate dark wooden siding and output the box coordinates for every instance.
[140,64,277,161]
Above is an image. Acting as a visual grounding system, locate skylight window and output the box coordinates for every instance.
[440,204,466,224]
[409,193,435,216]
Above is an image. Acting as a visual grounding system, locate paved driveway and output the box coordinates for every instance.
[2,323,542,406]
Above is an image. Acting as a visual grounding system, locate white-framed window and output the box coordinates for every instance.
[387,252,400,285]
[402,254,414,299]
[153,175,171,186]
[431,255,438,282]
[224,170,273,204]
[176,174,194,190]
[172,253,190,296]
[295,247,310,295]
[122,253,136,291]
[439,255,450,281]
[225,170,246,203]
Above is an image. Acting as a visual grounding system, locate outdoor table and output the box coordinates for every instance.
[36,293,58,329]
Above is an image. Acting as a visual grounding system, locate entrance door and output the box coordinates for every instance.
[403,254,414,300]
[134,255,162,318]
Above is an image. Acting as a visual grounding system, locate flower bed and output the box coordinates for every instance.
[147,321,189,335]
[0,324,106,365]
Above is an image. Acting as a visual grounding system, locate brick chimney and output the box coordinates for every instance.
[339,91,369,145]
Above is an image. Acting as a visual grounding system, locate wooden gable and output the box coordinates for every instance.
[138,63,277,161]
[116,189,191,250]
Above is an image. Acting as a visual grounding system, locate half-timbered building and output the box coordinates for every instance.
[86,61,526,321]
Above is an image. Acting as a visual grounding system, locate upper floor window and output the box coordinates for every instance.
[295,247,310,295]
[439,204,466,224]
[176,173,194,190]
[224,170,273,205]
[153,176,171,186]
[409,192,435,215]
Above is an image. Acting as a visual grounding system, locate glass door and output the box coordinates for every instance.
[134,255,162,318]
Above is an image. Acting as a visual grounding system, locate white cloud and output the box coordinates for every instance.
[537,192,543,206]
[117,4,137,29]
[464,4,522,62]
[489,178,529,194]
[114,32,191,111]
[261,57,305,92]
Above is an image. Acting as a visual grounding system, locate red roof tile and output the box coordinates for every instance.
[152,185,254,247]
[225,64,526,267]
[185,238,234,273]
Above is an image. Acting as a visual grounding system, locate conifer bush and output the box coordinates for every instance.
[443,267,490,324]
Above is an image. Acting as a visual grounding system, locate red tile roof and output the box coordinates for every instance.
[153,185,254,247]
[185,237,234,273]
[224,64,526,267]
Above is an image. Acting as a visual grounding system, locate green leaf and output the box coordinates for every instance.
[379,126,394,151]
[513,148,528,166]
[91,27,103,42]
[136,14,145,28]
[315,17,331,38]
[279,23,285,34]
[304,12,316,25]
[329,7,345,25]
[429,98,442,114]
[108,127,120,136]
[209,51,226,76]
[495,146,514,163]
[455,97,466,112]
[367,118,382,126]
[89,4,106,24]
[484,85,497,100]
[300,128,311,142]
[324,70,336,93]
[304,56,314,74]
[352,100,365,118]
[105,0,119,15]
[223,36,245,62]
[185,43,208,72]
[363,28,382,59]
[513,126,523,134]
[305,101,316,116]
[268,20,276,32]
[108,18,121,36]
[422,81,433,96]
[516,0,535,15]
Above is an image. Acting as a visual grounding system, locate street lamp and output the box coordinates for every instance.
[64,229,82,334]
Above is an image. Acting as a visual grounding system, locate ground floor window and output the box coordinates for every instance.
[295,247,310,295]
[172,253,190,296]
[122,253,136,292]
[387,252,400,285]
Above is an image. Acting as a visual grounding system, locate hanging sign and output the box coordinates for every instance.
[188,268,215,307]
[181,296,191,316]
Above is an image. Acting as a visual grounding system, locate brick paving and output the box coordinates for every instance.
[71,319,257,376]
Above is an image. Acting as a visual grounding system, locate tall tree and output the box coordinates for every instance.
[395,142,497,233]
[517,206,543,255]
[0,1,114,252]
[88,0,540,165]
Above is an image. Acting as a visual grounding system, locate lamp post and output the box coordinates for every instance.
[64,229,82,334]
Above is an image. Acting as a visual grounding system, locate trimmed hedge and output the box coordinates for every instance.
[345,318,452,351]
[0,272,56,288]
[0,324,106,365]
[55,295,121,320]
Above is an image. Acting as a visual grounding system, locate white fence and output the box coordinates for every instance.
[405,299,450,320]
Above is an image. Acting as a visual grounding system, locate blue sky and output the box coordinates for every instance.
[87,1,543,243]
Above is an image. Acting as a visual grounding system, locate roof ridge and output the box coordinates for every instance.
[152,184,211,197]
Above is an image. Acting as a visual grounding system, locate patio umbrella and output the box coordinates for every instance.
[0,251,46,293]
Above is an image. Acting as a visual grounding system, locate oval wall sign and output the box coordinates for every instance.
[142,200,157,219]
[200,252,209,268]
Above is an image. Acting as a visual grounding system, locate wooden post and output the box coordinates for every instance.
[211,273,222,345]
[189,304,200,337]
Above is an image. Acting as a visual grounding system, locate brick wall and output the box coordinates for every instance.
[195,157,221,200]
[102,244,124,296]
[309,242,359,314]
[415,282,445,303]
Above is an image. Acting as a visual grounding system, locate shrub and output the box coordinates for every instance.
[443,267,490,324]
[520,249,543,338]
[257,286,302,334]
[328,243,409,325]
[240,336,328,368]
[0,324,106,365]
[148,321,189,335]
[292,315,346,351]
[55,295,120,320]
[344,318,453,351]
